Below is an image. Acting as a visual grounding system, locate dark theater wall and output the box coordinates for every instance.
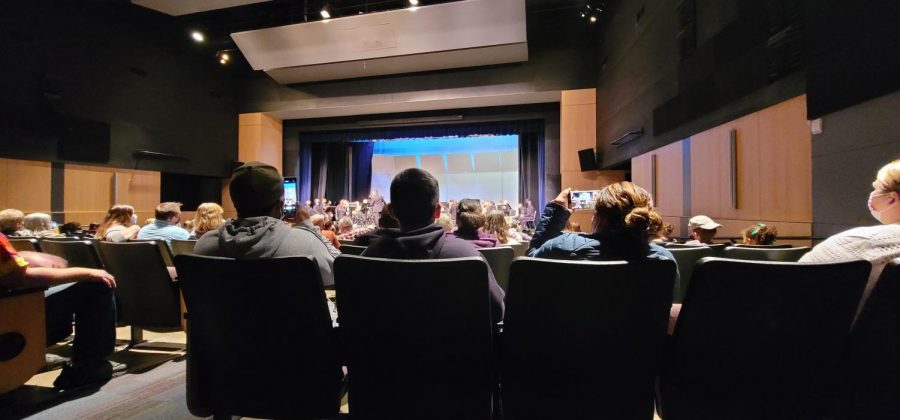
[594,0,806,167]
[0,1,239,177]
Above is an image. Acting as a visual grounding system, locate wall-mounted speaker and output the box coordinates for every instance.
[578,148,598,171]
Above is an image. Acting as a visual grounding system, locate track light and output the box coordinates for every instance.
[590,15,597,23]
[216,50,233,65]
[190,30,205,42]
[320,8,331,19]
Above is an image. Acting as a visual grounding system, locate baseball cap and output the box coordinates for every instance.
[229,161,283,215]
[688,215,723,230]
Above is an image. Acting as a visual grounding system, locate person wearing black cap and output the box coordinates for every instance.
[194,161,339,287]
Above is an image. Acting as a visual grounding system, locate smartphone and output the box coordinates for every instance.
[283,177,298,217]
[569,189,602,210]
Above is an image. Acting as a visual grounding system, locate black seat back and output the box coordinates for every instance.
[477,246,514,292]
[667,247,716,303]
[502,257,676,420]
[169,239,197,256]
[833,260,900,419]
[9,237,40,253]
[334,255,494,420]
[723,246,810,262]
[175,255,341,419]
[339,244,366,255]
[661,258,870,420]
[95,241,180,329]
[39,240,103,269]
[128,239,175,266]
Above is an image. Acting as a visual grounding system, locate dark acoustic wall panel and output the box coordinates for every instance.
[56,116,111,163]
[160,173,223,211]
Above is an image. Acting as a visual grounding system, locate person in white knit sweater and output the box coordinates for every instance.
[800,159,900,309]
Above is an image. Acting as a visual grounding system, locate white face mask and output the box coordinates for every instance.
[131,214,138,224]
[869,192,897,224]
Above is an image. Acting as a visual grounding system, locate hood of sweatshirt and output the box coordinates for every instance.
[213,216,291,259]
[372,223,447,259]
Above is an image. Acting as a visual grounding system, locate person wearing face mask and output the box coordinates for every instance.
[800,159,900,310]
[95,205,141,242]
[136,202,191,246]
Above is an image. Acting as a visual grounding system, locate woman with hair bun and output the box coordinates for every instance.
[527,182,675,263]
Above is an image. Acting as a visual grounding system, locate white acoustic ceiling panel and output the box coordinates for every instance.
[232,0,528,84]
[131,0,271,16]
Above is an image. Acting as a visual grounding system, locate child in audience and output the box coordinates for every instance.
[191,202,225,239]
[741,223,777,245]
[652,223,676,243]
[485,210,519,245]
[685,215,722,245]
[95,205,140,242]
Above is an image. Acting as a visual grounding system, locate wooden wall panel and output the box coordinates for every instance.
[239,112,283,173]
[115,170,161,223]
[0,159,51,213]
[63,165,115,223]
[689,126,724,218]
[758,95,812,222]
[651,141,684,217]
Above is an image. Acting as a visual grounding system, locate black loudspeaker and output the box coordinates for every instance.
[578,148,598,171]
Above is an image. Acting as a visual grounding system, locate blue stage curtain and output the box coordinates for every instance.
[350,141,374,202]
[298,143,313,205]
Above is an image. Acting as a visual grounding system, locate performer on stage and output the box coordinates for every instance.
[369,190,385,220]
[334,199,349,220]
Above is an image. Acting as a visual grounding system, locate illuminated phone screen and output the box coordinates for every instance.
[283,177,298,213]
[569,190,602,210]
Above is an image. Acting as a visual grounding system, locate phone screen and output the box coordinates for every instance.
[569,190,602,210]
[283,177,298,217]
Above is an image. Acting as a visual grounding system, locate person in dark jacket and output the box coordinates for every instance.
[363,168,505,323]
[448,198,500,248]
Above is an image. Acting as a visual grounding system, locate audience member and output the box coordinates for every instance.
[311,214,341,249]
[0,209,26,236]
[191,202,225,239]
[800,159,900,308]
[652,223,676,243]
[741,222,777,245]
[0,232,119,389]
[508,218,528,242]
[527,183,676,265]
[59,221,87,238]
[485,210,519,245]
[137,202,190,245]
[337,217,354,236]
[354,206,400,246]
[449,198,500,248]
[194,161,339,287]
[362,168,505,322]
[94,205,140,242]
[685,215,722,245]
[437,214,454,232]
[22,212,65,238]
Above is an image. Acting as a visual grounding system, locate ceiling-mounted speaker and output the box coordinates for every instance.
[578,148,598,172]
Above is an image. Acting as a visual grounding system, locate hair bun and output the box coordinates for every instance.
[624,206,663,238]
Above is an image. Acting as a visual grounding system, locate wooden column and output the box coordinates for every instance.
[238,113,283,172]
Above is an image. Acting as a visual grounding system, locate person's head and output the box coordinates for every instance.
[525,198,532,207]
[869,159,900,225]
[23,213,53,233]
[388,168,440,231]
[485,210,510,243]
[0,209,25,235]
[437,214,454,232]
[310,214,326,228]
[653,223,675,242]
[742,222,777,245]
[377,207,400,229]
[688,215,722,244]
[95,204,135,238]
[456,198,486,234]
[193,202,225,233]
[59,222,82,235]
[591,182,664,252]
[337,217,353,233]
[155,202,183,224]
[229,161,284,218]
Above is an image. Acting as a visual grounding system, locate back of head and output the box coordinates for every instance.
[389,168,440,230]
[456,198,485,233]
[229,161,284,218]
[0,209,25,234]
[155,202,183,221]
[594,181,663,251]
[485,210,509,243]
[23,213,52,232]
[310,214,325,227]
[876,159,900,193]
[337,217,353,231]
[194,202,225,232]
[742,223,778,245]
[96,204,135,238]
[437,214,454,232]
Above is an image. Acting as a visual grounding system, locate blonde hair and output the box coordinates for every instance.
[95,205,135,239]
[437,214,454,232]
[23,213,53,233]
[192,202,224,235]
[593,181,664,257]
[485,211,510,244]
[874,159,900,193]
[0,209,25,234]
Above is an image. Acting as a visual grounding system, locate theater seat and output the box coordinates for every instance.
[334,255,495,420]
[501,257,676,420]
[0,288,46,395]
[666,247,716,303]
[660,258,869,420]
[169,239,197,256]
[8,238,40,253]
[39,240,103,269]
[339,244,366,255]
[175,255,341,419]
[722,246,811,262]
[477,246,514,292]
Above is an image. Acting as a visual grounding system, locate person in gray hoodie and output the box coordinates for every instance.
[194,161,339,287]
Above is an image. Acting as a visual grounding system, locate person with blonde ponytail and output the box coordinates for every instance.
[527,182,676,264]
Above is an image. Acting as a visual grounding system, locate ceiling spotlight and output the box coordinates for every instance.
[219,59,227,64]
[221,53,230,61]
[409,0,420,5]
[320,8,331,19]
[580,12,586,18]
[589,15,598,23]
[190,30,205,42]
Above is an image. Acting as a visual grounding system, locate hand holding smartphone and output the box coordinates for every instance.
[569,189,602,210]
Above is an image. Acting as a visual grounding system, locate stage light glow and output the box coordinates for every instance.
[191,31,205,42]
[320,9,331,19]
